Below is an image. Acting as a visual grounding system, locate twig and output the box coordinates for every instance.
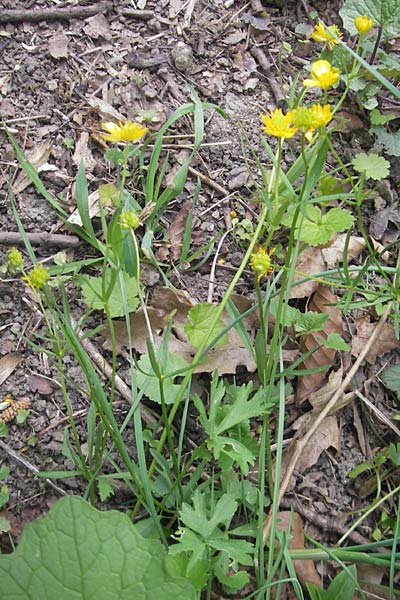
[250,46,285,106]
[0,439,67,496]
[354,389,400,438]
[71,319,156,425]
[119,9,154,20]
[0,2,111,23]
[188,165,229,196]
[0,232,80,248]
[207,229,231,303]
[263,302,393,543]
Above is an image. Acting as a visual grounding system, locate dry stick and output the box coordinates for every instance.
[119,9,154,20]
[71,319,155,425]
[0,439,67,496]
[263,302,393,544]
[0,2,111,23]
[250,46,285,106]
[0,232,80,248]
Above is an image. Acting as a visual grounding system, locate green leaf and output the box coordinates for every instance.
[97,477,115,502]
[215,386,265,434]
[0,515,11,533]
[348,461,373,478]
[295,312,329,334]
[296,206,354,246]
[184,303,228,349]
[0,496,195,599]
[340,0,400,38]
[370,109,396,126]
[211,436,256,474]
[208,536,254,566]
[80,268,139,317]
[388,442,400,466]
[381,364,400,394]
[136,351,189,405]
[321,333,350,351]
[327,565,357,600]
[352,152,390,180]
[0,466,9,480]
[370,126,400,157]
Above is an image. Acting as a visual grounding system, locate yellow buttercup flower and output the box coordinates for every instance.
[101,120,148,143]
[310,104,332,128]
[5,247,23,273]
[249,246,274,280]
[354,15,373,35]
[292,107,315,130]
[260,108,297,139]
[22,264,50,291]
[303,60,340,90]
[311,22,343,50]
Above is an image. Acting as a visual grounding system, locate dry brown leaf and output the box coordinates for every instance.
[68,190,101,226]
[12,143,51,194]
[321,234,365,268]
[291,246,325,299]
[72,131,96,173]
[83,14,111,40]
[296,285,343,403]
[295,416,340,472]
[352,316,399,364]
[0,354,22,386]
[28,374,53,396]
[48,32,69,59]
[162,201,192,262]
[275,512,321,587]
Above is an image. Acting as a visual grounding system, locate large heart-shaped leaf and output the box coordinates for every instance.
[0,496,195,599]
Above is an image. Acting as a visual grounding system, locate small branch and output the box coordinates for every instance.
[0,3,111,24]
[263,302,393,543]
[119,9,154,20]
[250,46,285,106]
[0,232,80,248]
[0,439,67,495]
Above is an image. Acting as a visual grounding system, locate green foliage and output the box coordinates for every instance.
[0,465,10,510]
[80,268,139,317]
[307,565,358,599]
[193,374,265,474]
[282,206,354,246]
[184,304,228,349]
[321,333,350,351]
[352,152,390,180]
[0,496,195,599]
[168,488,254,591]
[370,126,400,157]
[136,350,189,405]
[381,364,400,400]
[340,0,400,38]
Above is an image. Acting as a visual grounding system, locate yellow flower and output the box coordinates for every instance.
[292,107,315,130]
[22,264,49,291]
[260,108,297,139]
[119,210,140,230]
[310,104,332,128]
[249,247,274,280]
[354,15,373,35]
[303,60,340,90]
[5,247,23,273]
[311,22,343,50]
[101,120,148,143]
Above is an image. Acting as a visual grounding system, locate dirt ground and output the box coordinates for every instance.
[0,0,399,590]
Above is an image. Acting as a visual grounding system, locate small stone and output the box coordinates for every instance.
[171,41,193,72]
[230,251,243,267]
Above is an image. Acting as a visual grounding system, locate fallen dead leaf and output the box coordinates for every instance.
[352,315,399,364]
[291,246,325,299]
[68,190,101,226]
[28,374,53,396]
[85,97,126,122]
[161,200,192,262]
[12,143,52,194]
[48,32,69,59]
[320,234,365,269]
[83,14,111,40]
[296,286,343,403]
[275,512,321,587]
[0,353,22,386]
[295,416,340,472]
[72,131,96,173]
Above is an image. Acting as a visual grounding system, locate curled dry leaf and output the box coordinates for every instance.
[296,285,343,403]
[275,512,321,587]
[12,143,52,194]
[352,315,399,364]
[0,354,22,386]
[157,200,192,262]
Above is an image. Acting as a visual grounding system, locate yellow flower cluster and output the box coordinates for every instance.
[22,264,50,291]
[311,22,343,50]
[119,210,140,230]
[6,247,23,272]
[261,103,332,140]
[101,121,148,143]
[249,247,274,280]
